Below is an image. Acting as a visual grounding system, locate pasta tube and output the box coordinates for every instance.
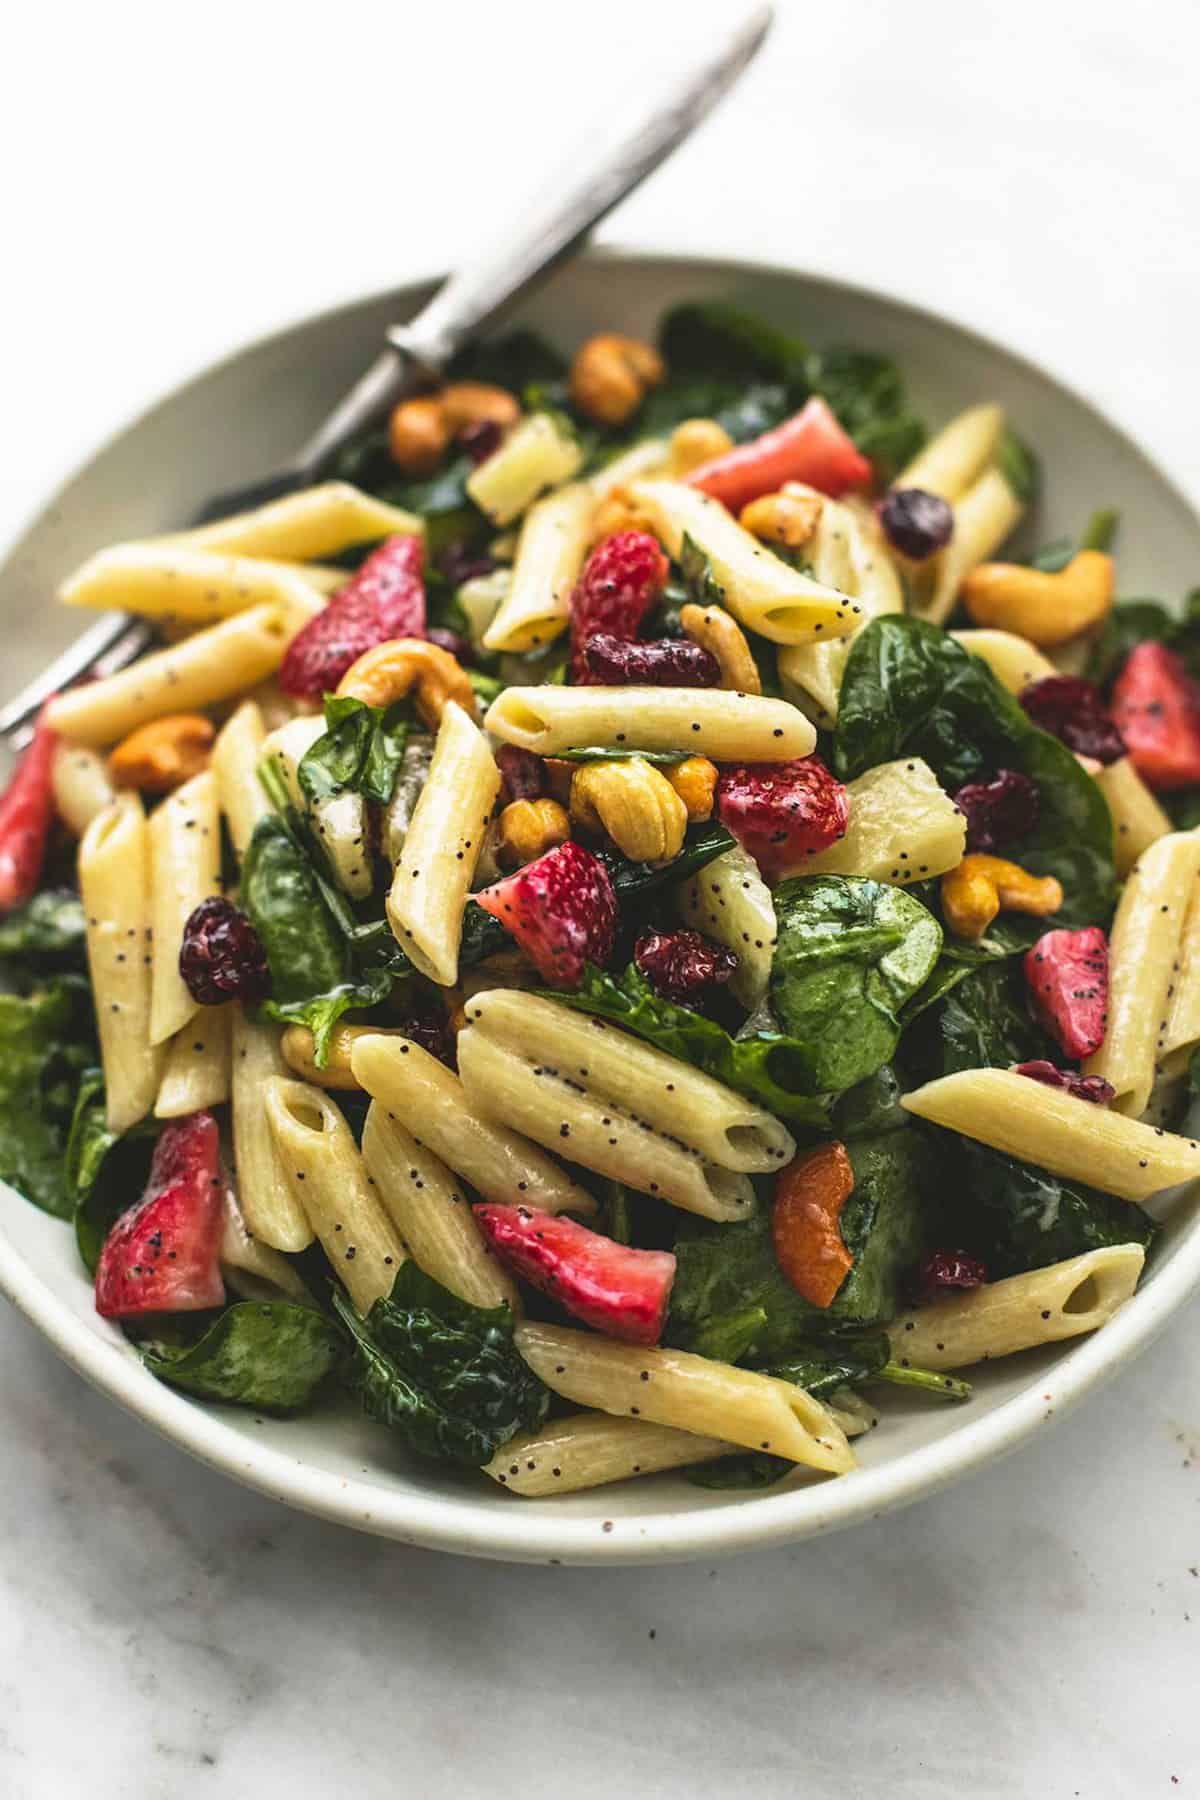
[484,1413,730,1495]
[481,482,594,653]
[895,403,1005,502]
[78,794,164,1131]
[160,481,422,560]
[676,843,776,1008]
[1162,877,1200,1074]
[349,1031,597,1218]
[231,1008,313,1252]
[263,1078,406,1313]
[889,1245,1145,1370]
[914,466,1023,626]
[778,493,903,725]
[949,629,1057,695]
[629,478,862,646]
[51,741,115,835]
[465,990,794,1172]
[60,544,329,627]
[260,715,371,899]
[1094,756,1172,879]
[900,1067,1200,1199]
[212,700,269,862]
[587,438,668,498]
[220,1188,312,1304]
[154,1004,232,1118]
[1084,830,1200,1114]
[484,684,814,761]
[47,604,294,745]
[802,757,965,884]
[386,701,501,985]
[148,769,221,1046]
[360,1102,519,1312]
[514,1323,856,1474]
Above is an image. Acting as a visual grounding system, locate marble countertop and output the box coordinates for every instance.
[3,2,1199,1793]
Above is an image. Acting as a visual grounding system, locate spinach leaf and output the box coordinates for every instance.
[1085,592,1200,689]
[0,889,87,967]
[687,1452,793,1490]
[549,746,686,767]
[669,1129,935,1354]
[298,695,409,806]
[333,1262,550,1466]
[996,430,1040,504]
[660,302,810,384]
[830,1064,910,1139]
[0,977,96,1217]
[688,1304,770,1363]
[769,876,941,1094]
[601,819,736,900]
[450,329,567,391]
[1030,507,1119,573]
[834,616,1116,927]
[769,1330,891,1397]
[806,348,926,482]
[679,533,728,609]
[67,1070,157,1269]
[900,960,1055,1085]
[878,1362,972,1403]
[549,963,832,1126]
[141,1302,342,1412]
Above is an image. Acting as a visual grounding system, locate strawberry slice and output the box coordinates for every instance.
[473,1203,675,1345]
[280,533,426,698]
[94,1112,225,1318]
[716,755,849,878]
[686,398,872,511]
[1023,926,1109,1060]
[473,840,616,987]
[1110,642,1200,790]
[569,530,669,683]
[0,702,58,913]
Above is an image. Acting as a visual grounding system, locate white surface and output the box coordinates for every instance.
[2,0,1198,1793]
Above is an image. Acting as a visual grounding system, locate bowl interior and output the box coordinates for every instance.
[3,251,1198,1564]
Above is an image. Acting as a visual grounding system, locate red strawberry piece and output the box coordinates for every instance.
[473,1203,675,1345]
[1019,675,1125,764]
[279,533,426,698]
[473,840,617,987]
[569,530,669,683]
[919,1249,987,1301]
[634,928,738,1005]
[1110,642,1200,789]
[686,397,872,511]
[1014,1060,1114,1105]
[716,755,849,877]
[1023,926,1109,1059]
[0,701,58,913]
[94,1112,225,1318]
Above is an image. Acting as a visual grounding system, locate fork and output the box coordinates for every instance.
[0,5,772,750]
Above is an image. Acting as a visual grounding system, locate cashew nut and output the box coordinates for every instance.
[570,758,687,862]
[680,603,762,694]
[109,713,215,793]
[740,490,823,551]
[962,551,1115,647]
[496,797,570,868]
[335,637,477,726]
[439,382,521,434]
[388,396,451,476]
[669,418,734,477]
[570,334,665,427]
[941,853,1064,941]
[664,755,718,822]
[281,1022,412,1089]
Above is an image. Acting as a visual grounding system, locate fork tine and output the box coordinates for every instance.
[0,612,154,749]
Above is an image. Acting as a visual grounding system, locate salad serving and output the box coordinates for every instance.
[2,298,1198,1499]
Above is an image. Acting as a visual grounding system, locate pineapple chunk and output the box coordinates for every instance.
[466,413,584,526]
[802,757,965,884]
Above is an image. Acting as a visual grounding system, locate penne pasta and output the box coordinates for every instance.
[949,628,1057,695]
[1084,830,1200,1114]
[220,1187,312,1304]
[50,740,115,836]
[154,1003,232,1118]
[60,543,329,627]
[78,794,164,1131]
[349,1031,597,1217]
[481,482,594,652]
[465,990,794,1172]
[484,1412,731,1496]
[260,714,372,898]
[1161,876,1200,1075]
[895,403,1005,502]
[159,481,422,560]
[386,701,501,985]
[588,437,669,498]
[212,700,269,862]
[147,769,222,1046]
[360,1102,519,1312]
[629,478,862,645]
[1094,755,1172,878]
[676,843,776,1008]
[914,466,1024,626]
[514,1323,856,1474]
[888,1245,1145,1370]
[802,757,966,884]
[231,1008,313,1252]
[47,604,295,746]
[778,492,904,725]
[900,1067,1200,1199]
[484,683,814,761]
[263,1077,406,1313]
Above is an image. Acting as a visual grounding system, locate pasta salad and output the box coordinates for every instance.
[3,299,1197,1498]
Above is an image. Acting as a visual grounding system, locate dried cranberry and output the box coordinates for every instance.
[878,488,954,561]
[394,1012,455,1066]
[919,1249,988,1300]
[570,531,669,683]
[435,543,498,589]
[426,625,474,665]
[634,928,738,1006]
[495,744,546,805]
[953,768,1039,852]
[1019,675,1126,764]
[459,419,504,465]
[583,632,721,688]
[179,897,271,1005]
[1015,1060,1115,1105]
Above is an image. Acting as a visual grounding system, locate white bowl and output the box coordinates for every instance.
[2,250,1198,1565]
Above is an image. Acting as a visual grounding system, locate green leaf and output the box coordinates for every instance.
[768,1330,891,1397]
[768,875,942,1094]
[1030,507,1119,573]
[686,1452,793,1490]
[805,347,926,483]
[66,1071,157,1270]
[550,746,687,766]
[829,1065,911,1139]
[0,889,87,966]
[0,977,97,1217]
[659,302,811,383]
[298,695,409,806]
[688,1304,770,1364]
[900,960,1056,1085]
[878,1361,972,1403]
[834,616,1116,927]
[996,430,1040,504]
[1084,597,1200,689]
[450,329,567,391]
[333,1263,550,1467]
[679,533,727,608]
[141,1302,342,1412]
[549,963,833,1127]
[601,820,737,900]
